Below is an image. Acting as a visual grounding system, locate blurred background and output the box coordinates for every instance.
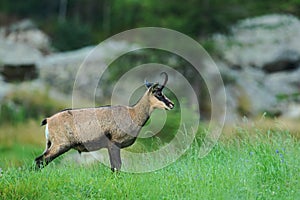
[1,0,300,167]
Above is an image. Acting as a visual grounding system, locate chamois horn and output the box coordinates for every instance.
[160,72,168,89]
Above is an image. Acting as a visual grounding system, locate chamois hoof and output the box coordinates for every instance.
[34,156,45,170]
[111,167,120,173]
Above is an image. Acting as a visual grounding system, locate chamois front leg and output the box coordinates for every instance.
[108,143,121,172]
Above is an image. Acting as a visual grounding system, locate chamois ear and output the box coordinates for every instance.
[148,83,159,93]
[144,79,153,88]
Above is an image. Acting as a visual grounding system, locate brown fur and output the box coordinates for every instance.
[35,83,174,171]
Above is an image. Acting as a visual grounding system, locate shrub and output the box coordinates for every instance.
[50,20,94,51]
[0,89,66,125]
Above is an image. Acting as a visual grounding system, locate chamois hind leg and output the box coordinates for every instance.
[35,141,70,169]
[35,139,52,169]
[108,143,121,172]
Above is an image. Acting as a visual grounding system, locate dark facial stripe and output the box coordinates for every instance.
[155,93,173,108]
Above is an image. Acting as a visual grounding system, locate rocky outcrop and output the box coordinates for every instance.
[0,20,49,82]
[215,14,300,71]
[38,41,138,100]
[214,14,300,122]
[1,19,51,53]
[263,50,300,73]
[0,40,42,82]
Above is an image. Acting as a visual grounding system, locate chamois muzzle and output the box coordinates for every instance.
[154,91,174,110]
[166,100,174,110]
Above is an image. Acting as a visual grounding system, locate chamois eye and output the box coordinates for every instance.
[156,92,162,97]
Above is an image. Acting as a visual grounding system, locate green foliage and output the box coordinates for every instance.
[49,20,94,51]
[0,89,66,125]
[2,0,300,50]
[0,103,27,125]
[276,92,300,102]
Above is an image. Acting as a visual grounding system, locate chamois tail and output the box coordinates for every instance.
[41,118,47,126]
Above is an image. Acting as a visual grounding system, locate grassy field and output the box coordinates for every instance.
[0,121,299,199]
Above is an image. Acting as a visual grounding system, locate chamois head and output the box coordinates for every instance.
[145,72,174,110]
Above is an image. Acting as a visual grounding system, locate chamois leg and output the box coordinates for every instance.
[108,143,121,172]
[35,154,45,169]
[35,143,70,169]
[35,139,52,169]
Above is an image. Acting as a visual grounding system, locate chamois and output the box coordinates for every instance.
[35,72,174,171]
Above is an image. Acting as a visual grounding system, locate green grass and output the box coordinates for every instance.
[0,126,299,199]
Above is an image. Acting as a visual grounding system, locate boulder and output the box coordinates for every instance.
[38,41,138,101]
[264,67,300,96]
[0,39,42,82]
[214,14,300,71]
[281,103,300,119]
[213,14,300,121]
[263,50,300,73]
[218,62,279,122]
[1,19,51,54]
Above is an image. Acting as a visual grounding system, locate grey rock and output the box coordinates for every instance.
[213,14,300,121]
[38,41,138,101]
[214,14,300,70]
[281,103,300,119]
[0,19,51,53]
[0,40,42,65]
[0,39,42,82]
[263,50,300,73]
[264,67,300,96]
